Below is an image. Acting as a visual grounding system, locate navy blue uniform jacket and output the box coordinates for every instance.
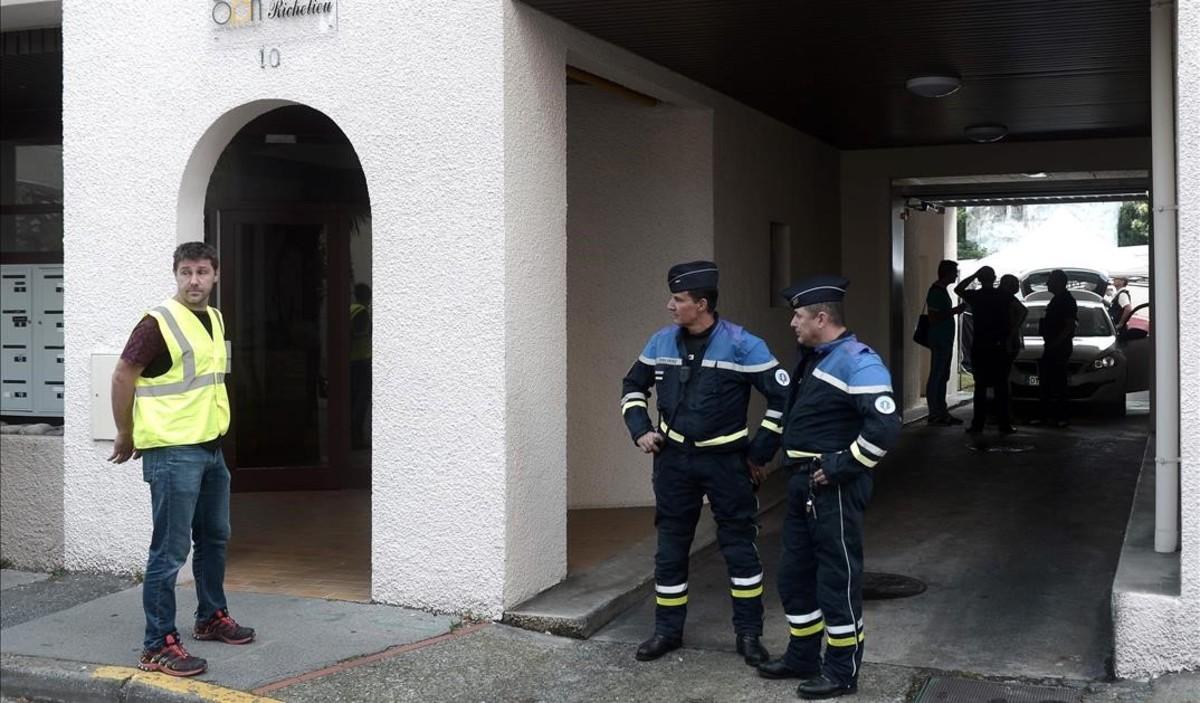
[621,319,790,466]
[783,333,902,482]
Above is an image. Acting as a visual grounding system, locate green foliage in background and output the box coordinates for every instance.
[1117,200,1150,246]
[956,207,990,260]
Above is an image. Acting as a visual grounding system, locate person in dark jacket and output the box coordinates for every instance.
[924,259,965,425]
[621,261,790,665]
[755,276,901,700]
[1036,269,1077,427]
[955,266,1016,434]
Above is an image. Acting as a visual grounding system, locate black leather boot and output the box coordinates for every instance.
[797,674,857,699]
[635,634,682,661]
[756,658,820,680]
[734,634,769,665]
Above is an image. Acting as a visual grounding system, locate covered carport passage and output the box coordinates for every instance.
[513,0,1192,681]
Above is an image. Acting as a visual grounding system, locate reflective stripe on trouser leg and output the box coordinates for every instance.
[698,451,764,636]
[652,448,704,639]
[815,479,869,686]
[778,471,823,670]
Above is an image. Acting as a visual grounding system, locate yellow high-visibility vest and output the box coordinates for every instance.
[132,298,231,449]
[350,303,371,362]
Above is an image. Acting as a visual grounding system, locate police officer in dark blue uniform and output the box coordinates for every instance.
[755,276,902,700]
[621,261,790,664]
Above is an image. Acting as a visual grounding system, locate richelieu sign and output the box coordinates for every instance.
[211,0,338,34]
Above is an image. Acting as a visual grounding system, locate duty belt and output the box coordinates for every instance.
[659,420,748,449]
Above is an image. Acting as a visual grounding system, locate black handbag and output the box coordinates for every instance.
[913,302,931,348]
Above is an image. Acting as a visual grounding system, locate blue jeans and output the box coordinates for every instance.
[141,444,230,650]
[925,340,953,418]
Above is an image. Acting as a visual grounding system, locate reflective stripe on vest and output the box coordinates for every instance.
[132,299,231,449]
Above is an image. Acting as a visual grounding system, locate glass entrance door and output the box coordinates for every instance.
[214,209,352,491]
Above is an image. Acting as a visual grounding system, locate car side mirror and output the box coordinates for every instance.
[1119,327,1148,342]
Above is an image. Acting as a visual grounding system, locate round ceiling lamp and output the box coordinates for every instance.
[905,75,961,98]
[964,123,1008,143]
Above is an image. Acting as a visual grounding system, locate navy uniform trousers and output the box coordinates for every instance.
[777,465,871,686]
[652,445,764,640]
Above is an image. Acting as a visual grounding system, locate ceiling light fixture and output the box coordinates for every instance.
[964,123,1008,143]
[905,75,961,98]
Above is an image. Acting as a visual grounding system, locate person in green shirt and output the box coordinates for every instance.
[925,260,965,425]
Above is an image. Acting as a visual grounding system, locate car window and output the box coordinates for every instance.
[1023,306,1114,337]
[1021,270,1109,297]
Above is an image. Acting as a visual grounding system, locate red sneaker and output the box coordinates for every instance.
[193,608,255,644]
[138,632,207,677]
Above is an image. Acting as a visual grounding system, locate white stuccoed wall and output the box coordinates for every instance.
[1112,0,1200,678]
[565,86,714,509]
[63,2,514,615]
[1178,0,1200,671]
[513,5,840,511]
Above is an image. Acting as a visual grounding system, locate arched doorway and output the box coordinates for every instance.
[202,104,372,601]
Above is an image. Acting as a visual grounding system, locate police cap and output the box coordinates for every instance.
[668,261,719,292]
[781,275,849,309]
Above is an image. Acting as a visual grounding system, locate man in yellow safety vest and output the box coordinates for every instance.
[109,241,254,677]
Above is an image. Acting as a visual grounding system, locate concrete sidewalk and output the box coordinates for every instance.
[0,571,456,702]
[1,570,1197,702]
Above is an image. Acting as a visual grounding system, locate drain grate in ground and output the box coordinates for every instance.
[862,572,926,600]
[916,676,1081,703]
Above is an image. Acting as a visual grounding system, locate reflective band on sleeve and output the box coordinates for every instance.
[694,427,748,447]
[849,384,893,394]
[730,585,763,598]
[850,442,879,468]
[655,582,688,595]
[787,449,822,459]
[621,392,647,404]
[855,434,886,457]
[622,400,648,413]
[761,419,783,434]
[790,621,825,637]
[700,358,779,373]
[731,573,763,587]
[765,409,783,419]
[656,595,688,606]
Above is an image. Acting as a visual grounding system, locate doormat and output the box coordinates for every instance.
[915,676,1081,703]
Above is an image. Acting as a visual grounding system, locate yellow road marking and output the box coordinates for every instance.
[93,665,280,702]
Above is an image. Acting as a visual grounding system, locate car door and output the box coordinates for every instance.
[1120,303,1151,393]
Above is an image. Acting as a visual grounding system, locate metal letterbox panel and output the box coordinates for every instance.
[37,312,65,350]
[1,379,33,412]
[43,347,65,384]
[1,267,31,309]
[1,311,33,347]
[1,347,32,380]
[34,268,63,313]
[35,380,65,414]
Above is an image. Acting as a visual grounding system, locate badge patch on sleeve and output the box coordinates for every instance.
[874,396,896,415]
[775,369,791,386]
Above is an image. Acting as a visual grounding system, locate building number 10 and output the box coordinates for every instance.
[260,47,281,69]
